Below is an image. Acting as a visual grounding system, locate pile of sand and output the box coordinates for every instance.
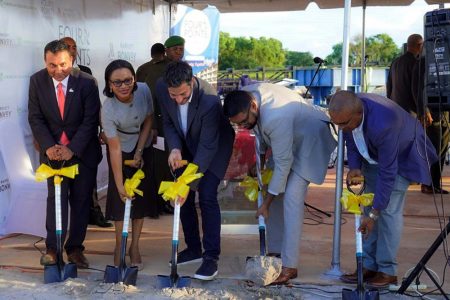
[245,256,282,286]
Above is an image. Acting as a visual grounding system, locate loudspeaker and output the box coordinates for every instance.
[424,9,450,110]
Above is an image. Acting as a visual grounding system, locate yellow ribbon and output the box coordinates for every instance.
[340,189,374,215]
[158,163,204,201]
[35,163,79,183]
[239,169,273,202]
[124,169,145,198]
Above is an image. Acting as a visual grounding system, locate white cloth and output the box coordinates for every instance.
[52,76,69,98]
[352,112,378,165]
[178,91,193,136]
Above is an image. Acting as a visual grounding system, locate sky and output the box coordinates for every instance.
[219,0,446,59]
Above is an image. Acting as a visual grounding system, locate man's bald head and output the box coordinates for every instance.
[329,90,363,132]
[406,34,423,56]
[60,37,77,62]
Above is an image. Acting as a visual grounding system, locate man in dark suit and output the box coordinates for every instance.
[28,40,102,268]
[156,61,235,280]
[61,37,113,225]
[329,91,437,288]
[386,34,423,114]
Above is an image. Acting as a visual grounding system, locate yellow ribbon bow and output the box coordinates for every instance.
[35,163,79,184]
[239,169,273,202]
[158,163,204,201]
[340,189,374,214]
[124,169,145,198]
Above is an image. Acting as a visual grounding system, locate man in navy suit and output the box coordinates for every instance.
[156,61,234,280]
[28,40,102,268]
[329,91,437,288]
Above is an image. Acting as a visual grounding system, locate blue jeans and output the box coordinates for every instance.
[362,163,410,276]
[180,170,221,260]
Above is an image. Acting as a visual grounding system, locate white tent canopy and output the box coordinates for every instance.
[168,0,447,12]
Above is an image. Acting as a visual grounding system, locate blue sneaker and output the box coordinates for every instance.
[170,248,202,266]
[194,259,218,281]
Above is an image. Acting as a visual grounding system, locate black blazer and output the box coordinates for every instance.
[156,77,235,179]
[78,64,92,75]
[28,68,102,168]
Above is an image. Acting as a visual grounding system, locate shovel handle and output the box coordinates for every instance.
[124,160,136,166]
[54,176,62,233]
[122,198,132,235]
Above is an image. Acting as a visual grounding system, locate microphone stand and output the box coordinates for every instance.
[304,60,324,100]
[302,58,331,218]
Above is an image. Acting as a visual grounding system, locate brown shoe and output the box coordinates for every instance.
[421,185,449,194]
[366,272,397,289]
[267,252,281,258]
[340,268,377,284]
[67,250,89,269]
[271,267,298,285]
[40,249,57,266]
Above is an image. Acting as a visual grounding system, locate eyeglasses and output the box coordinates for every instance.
[334,115,353,127]
[236,105,252,127]
[110,77,134,88]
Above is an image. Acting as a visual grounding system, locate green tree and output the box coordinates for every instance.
[285,51,314,66]
[326,33,400,66]
[218,32,286,70]
[326,43,344,65]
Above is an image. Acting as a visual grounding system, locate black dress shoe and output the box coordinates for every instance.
[421,185,449,194]
[163,202,174,215]
[89,207,113,227]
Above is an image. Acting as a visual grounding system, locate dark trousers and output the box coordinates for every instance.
[45,160,96,254]
[151,148,173,213]
[427,122,450,188]
[180,170,221,260]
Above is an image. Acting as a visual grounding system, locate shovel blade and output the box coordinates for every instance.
[157,274,191,288]
[104,265,120,283]
[122,266,138,286]
[44,263,77,284]
[342,288,380,300]
[104,265,138,286]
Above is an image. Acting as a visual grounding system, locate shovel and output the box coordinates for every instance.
[104,168,144,285]
[342,180,379,300]
[158,161,193,288]
[104,198,138,285]
[44,173,78,283]
[157,195,191,288]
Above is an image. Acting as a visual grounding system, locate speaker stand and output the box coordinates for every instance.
[397,217,450,299]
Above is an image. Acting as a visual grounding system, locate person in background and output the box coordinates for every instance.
[223,84,336,284]
[330,91,437,289]
[411,56,450,195]
[61,36,113,227]
[28,40,102,269]
[136,42,173,217]
[60,37,92,75]
[164,35,185,62]
[101,59,154,270]
[156,61,234,280]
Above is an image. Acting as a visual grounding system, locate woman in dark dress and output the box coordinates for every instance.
[101,59,154,270]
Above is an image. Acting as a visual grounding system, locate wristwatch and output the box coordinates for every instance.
[368,209,379,221]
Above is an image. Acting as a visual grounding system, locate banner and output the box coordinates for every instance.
[171,5,220,85]
[0,0,170,237]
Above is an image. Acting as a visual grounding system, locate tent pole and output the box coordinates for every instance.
[325,0,352,279]
[361,1,366,93]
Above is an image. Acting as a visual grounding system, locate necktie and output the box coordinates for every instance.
[57,83,69,145]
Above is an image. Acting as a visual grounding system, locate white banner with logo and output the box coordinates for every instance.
[0,0,170,237]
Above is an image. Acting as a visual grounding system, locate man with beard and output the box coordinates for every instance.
[223,83,336,284]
